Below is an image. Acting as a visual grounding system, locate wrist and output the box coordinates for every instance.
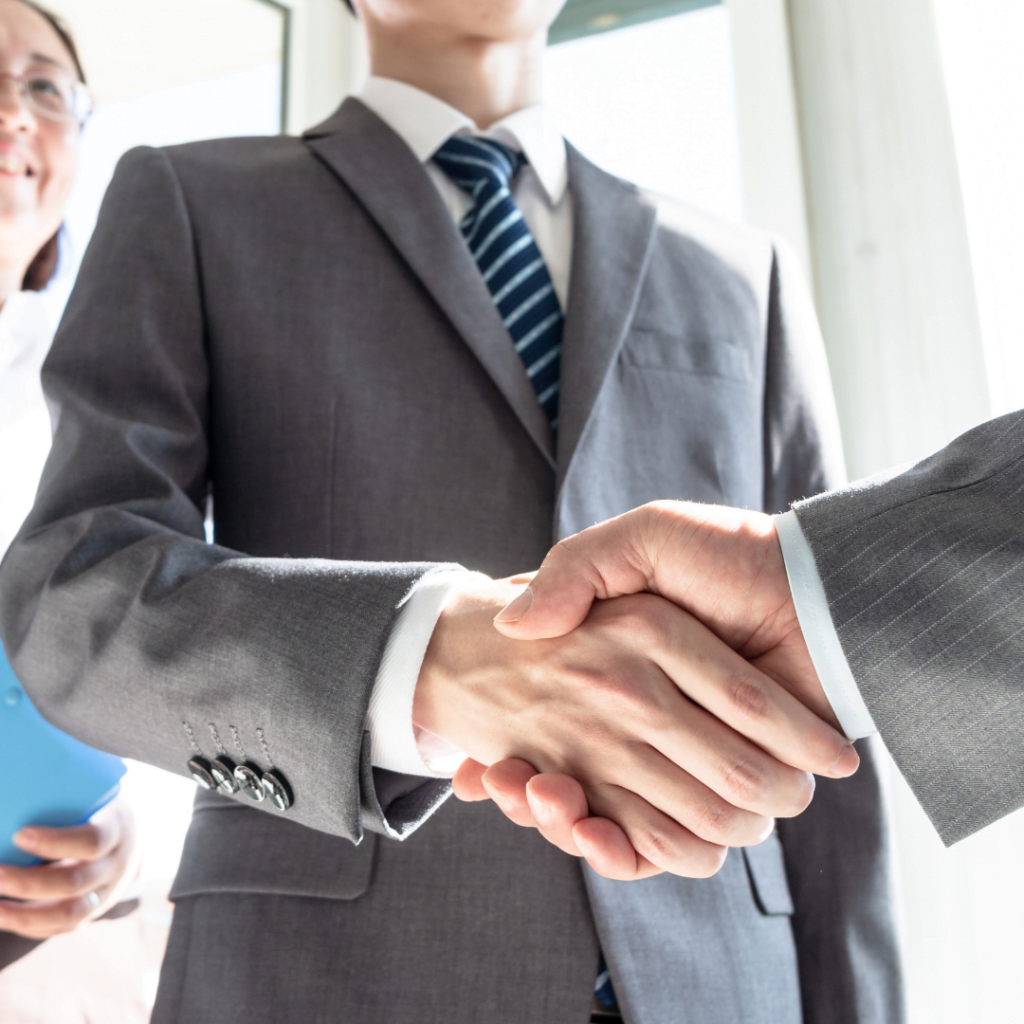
[412,574,525,746]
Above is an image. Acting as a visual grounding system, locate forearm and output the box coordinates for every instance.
[793,411,1024,844]
[0,512,445,842]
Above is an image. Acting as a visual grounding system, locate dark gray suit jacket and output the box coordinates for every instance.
[0,99,900,1024]
[795,410,1024,848]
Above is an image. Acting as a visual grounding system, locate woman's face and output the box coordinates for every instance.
[0,0,80,259]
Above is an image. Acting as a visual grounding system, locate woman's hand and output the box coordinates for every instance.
[0,799,138,939]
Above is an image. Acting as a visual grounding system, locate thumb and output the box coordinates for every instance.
[493,514,654,639]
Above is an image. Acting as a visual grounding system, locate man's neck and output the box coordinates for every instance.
[366,31,546,128]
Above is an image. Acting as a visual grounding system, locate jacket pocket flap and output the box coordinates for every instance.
[170,803,376,901]
[622,327,755,382]
[742,832,794,916]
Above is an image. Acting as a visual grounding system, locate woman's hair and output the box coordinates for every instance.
[17,0,85,83]
[14,0,86,292]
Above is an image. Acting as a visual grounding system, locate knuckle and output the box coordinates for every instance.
[77,829,104,859]
[719,757,769,807]
[632,824,682,865]
[577,667,646,719]
[725,673,773,723]
[689,798,741,843]
[64,866,87,896]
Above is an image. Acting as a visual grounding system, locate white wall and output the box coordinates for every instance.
[933,0,1024,417]
[781,4,1023,1023]
[44,0,283,104]
[724,0,811,281]
[786,0,990,482]
[545,7,742,222]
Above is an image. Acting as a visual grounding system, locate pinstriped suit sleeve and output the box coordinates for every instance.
[793,410,1024,845]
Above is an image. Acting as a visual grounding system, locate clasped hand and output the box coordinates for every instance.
[413,502,852,881]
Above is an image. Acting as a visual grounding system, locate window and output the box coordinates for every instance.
[934,0,1024,417]
[550,0,720,44]
[546,3,742,222]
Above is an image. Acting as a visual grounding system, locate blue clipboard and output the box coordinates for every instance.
[0,649,125,866]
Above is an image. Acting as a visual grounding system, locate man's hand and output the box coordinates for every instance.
[0,799,138,939]
[452,502,848,879]
[416,572,854,880]
[494,501,834,724]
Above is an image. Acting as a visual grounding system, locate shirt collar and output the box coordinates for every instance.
[357,75,568,206]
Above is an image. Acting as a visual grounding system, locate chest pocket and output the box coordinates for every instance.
[621,326,756,383]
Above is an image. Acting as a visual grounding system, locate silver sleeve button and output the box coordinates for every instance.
[233,763,266,802]
[187,758,216,790]
[261,770,293,811]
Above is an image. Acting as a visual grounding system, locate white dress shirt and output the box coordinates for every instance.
[359,77,573,777]
[359,78,872,777]
[0,290,54,560]
[774,510,877,739]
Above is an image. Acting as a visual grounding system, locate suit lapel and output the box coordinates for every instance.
[557,146,658,488]
[304,99,555,469]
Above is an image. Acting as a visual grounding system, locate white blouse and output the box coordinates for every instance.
[0,291,55,560]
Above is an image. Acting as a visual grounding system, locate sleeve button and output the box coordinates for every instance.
[233,763,266,802]
[187,758,216,790]
[261,770,293,811]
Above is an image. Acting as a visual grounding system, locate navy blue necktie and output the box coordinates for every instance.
[436,136,617,1018]
[433,136,563,430]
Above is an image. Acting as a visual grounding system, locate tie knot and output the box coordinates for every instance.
[433,136,525,194]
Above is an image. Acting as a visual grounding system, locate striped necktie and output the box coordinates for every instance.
[436,136,618,1019]
[433,136,563,431]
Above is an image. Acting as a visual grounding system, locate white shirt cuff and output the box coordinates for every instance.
[366,568,481,778]
[773,510,877,740]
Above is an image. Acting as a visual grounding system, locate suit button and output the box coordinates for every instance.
[210,758,239,794]
[187,758,216,790]
[261,770,292,811]
[234,763,265,802]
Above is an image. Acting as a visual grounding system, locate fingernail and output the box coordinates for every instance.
[526,789,552,826]
[494,587,533,624]
[573,831,594,858]
[490,790,515,813]
[827,744,860,778]
[13,829,38,852]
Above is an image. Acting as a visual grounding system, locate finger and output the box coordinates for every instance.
[524,773,589,856]
[14,816,119,863]
[648,608,856,780]
[586,782,728,879]
[494,515,655,639]
[452,758,490,801]
[602,740,777,847]
[573,816,663,881]
[0,842,128,902]
[0,890,107,940]
[481,759,541,828]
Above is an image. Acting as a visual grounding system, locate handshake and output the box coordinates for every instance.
[413,500,855,882]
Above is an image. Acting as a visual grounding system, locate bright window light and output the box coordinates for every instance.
[545,5,743,222]
[934,0,1024,416]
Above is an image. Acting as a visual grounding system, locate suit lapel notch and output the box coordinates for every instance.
[304,99,555,469]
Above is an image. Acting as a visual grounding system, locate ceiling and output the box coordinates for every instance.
[43,0,284,105]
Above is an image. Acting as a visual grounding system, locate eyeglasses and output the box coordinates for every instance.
[0,69,93,125]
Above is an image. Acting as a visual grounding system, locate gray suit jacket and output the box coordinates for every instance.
[795,410,1024,847]
[0,99,900,1024]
